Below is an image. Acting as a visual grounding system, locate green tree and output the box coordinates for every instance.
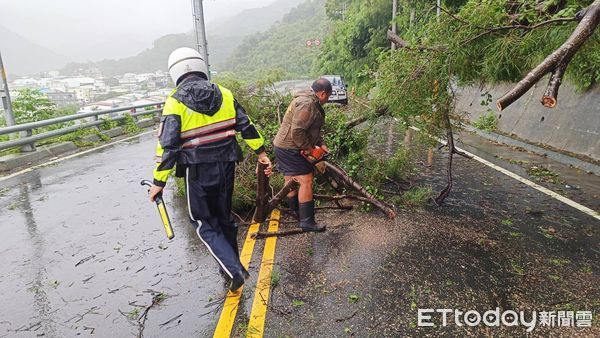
[13,89,58,124]
[317,0,599,204]
[317,0,392,94]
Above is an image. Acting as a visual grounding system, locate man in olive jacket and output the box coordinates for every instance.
[273,78,332,232]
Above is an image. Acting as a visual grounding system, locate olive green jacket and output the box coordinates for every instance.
[273,90,324,150]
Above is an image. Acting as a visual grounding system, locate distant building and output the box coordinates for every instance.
[39,89,78,108]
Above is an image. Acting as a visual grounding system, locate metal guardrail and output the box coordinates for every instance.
[0,102,164,152]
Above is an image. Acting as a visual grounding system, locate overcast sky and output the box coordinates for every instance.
[0,0,275,62]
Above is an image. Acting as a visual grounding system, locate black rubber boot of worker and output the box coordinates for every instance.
[287,195,299,219]
[229,267,250,292]
[298,200,326,232]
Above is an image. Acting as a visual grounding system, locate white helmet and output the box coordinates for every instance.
[167,47,208,85]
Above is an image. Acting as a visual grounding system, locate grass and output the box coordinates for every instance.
[271,269,281,287]
[291,299,304,308]
[154,292,169,304]
[401,187,433,207]
[473,110,498,132]
[127,307,140,320]
[121,113,142,134]
[501,218,514,226]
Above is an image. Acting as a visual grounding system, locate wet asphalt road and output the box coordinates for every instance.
[262,131,600,337]
[0,134,227,337]
[0,129,598,337]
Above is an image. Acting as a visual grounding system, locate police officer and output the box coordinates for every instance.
[148,47,272,292]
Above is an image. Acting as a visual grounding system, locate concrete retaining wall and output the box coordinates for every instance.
[455,81,600,161]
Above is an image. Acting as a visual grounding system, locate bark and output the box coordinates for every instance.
[252,162,270,223]
[267,180,299,212]
[496,1,600,111]
[541,57,570,108]
[322,161,396,218]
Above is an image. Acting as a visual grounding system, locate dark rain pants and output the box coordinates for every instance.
[185,161,242,278]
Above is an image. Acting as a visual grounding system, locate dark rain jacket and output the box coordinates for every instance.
[152,75,264,186]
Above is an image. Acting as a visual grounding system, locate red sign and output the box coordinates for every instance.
[306,40,312,47]
[314,39,321,46]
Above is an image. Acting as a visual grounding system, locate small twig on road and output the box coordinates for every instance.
[159,314,183,328]
[65,307,100,324]
[335,309,359,322]
[75,255,95,267]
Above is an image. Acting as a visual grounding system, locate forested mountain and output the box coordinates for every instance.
[225,0,328,80]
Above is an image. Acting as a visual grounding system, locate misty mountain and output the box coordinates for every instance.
[0,25,66,77]
[60,0,304,77]
[212,0,304,37]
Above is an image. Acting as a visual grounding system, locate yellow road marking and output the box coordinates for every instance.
[213,221,261,338]
[247,209,281,337]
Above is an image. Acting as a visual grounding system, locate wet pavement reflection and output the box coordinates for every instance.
[0,134,227,337]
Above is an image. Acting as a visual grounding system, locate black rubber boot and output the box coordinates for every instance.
[229,267,250,292]
[287,195,299,219]
[298,200,326,232]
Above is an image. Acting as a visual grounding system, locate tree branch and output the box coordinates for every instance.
[387,30,447,52]
[496,1,600,110]
[461,17,579,46]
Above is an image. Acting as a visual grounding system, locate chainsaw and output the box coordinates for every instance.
[301,145,329,164]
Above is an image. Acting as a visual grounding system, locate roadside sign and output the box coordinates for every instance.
[306,40,312,47]
[314,39,321,46]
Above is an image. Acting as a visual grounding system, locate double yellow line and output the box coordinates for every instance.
[213,209,281,338]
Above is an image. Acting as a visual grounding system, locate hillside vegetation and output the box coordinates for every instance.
[225,0,329,80]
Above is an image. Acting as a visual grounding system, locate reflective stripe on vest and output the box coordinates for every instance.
[178,85,237,137]
[182,129,236,148]
[180,117,236,139]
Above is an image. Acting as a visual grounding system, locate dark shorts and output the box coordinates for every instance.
[274,146,314,176]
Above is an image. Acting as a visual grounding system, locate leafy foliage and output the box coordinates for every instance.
[473,110,498,131]
[317,0,392,94]
[318,0,599,142]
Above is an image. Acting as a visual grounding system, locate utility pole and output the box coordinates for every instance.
[0,51,16,133]
[437,0,441,19]
[191,0,211,80]
[391,0,398,50]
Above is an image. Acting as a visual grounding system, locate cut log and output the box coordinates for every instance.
[252,162,270,223]
[322,161,396,218]
[253,169,300,223]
